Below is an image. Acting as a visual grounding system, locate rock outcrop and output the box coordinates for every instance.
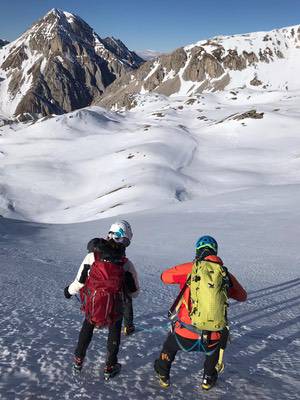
[233,110,264,120]
[0,39,9,48]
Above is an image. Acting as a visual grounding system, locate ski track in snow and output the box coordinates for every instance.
[0,202,299,400]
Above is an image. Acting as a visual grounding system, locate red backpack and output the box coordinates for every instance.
[80,251,126,327]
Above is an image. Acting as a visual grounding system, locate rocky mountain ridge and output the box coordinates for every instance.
[96,24,300,109]
[0,9,143,118]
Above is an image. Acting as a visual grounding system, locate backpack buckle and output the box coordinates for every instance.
[201,331,209,345]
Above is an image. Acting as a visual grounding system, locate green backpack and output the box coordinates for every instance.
[189,260,228,331]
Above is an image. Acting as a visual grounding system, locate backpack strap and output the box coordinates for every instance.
[168,274,191,320]
[221,266,233,288]
[94,251,101,262]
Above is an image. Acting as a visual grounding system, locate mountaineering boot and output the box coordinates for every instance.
[72,356,84,374]
[124,325,135,336]
[154,362,170,388]
[201,371,218,390]
[157,374,170,388]
[104,363,121,381]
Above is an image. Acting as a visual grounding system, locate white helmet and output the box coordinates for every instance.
[107,220,133,245]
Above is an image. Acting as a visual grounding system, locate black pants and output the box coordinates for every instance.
[123,296,134,327]
[154,328,229,378]
[75,318,122,367]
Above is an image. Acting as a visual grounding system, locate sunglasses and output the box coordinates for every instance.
[108,228,126,239]
[107,233,130,247]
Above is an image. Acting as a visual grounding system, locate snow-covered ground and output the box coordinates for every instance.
[0,186,299,399]
[0,88,300,399]
[1,89,300,223]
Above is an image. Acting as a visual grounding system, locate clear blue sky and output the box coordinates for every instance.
[1,0,300,52]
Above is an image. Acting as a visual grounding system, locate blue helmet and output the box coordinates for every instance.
[195,235,218,254]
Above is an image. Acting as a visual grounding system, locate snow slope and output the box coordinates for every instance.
[1,89,300,222]
[0,185,299,400]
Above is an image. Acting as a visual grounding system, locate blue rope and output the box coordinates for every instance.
[170,317,220,355]
[175,333,201,352]
[174,332,216,355]
[73,294,217,356]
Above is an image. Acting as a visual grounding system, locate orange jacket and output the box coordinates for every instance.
[162,255,247,340]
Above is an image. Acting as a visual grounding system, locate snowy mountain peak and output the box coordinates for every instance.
[42,8,85,26]
[0,9,144,118]
[46,7,61,16]
[6,9,88,57]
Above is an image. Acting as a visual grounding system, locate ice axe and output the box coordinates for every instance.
[215,348,225,373]
[215,326,230,374]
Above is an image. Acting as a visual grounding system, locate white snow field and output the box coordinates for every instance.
[1,90,300,222]
[0,188,299,400]
[0,90,300,399]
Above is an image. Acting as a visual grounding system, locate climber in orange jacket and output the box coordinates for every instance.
[154,235,247,390]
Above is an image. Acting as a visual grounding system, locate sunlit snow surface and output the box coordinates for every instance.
[1,90,300,223]
[0,190,299,399]
[0,90,300,399]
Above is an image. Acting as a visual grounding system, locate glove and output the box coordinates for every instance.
[64,286,72,299]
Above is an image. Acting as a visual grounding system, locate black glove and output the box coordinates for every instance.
[64,286,72,299]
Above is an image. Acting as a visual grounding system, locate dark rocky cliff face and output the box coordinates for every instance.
[0,39,9,49]
[101,37,144,68]
[0,9,144,118]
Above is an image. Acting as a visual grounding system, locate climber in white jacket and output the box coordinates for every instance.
[64,220,140,375]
